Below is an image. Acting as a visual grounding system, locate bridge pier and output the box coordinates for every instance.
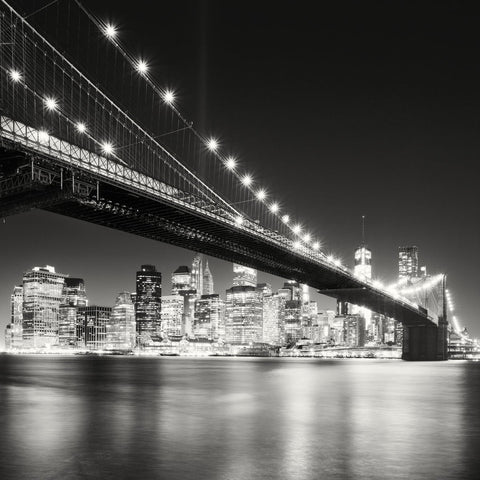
[402,322,448,361]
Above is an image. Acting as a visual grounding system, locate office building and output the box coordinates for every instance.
[135,264,162,341]
[193,294,224,340]
[161,294,184,337]
[398,246,419,279]
[107,292,136,350]
[22,266,67,349]
[77,306,112,350]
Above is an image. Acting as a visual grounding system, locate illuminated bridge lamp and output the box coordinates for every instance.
[225,157,236,170]
[104,24,117,39]
[9,69,21,82]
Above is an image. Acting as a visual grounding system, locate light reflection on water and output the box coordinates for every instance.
[0,356,479,479]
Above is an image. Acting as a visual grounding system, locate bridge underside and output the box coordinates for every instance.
[0,149,448,360]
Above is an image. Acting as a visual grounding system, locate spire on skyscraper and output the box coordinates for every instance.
[203,260,214,295]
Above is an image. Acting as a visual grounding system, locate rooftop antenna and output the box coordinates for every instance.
[361,215,366,245]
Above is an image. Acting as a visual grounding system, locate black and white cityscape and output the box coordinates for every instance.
[4,245,477,358]
[1,1,480,479]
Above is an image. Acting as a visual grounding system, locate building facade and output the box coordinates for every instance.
[22,266,67,349]
[135,264,162,342]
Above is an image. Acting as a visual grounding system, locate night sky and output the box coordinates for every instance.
[1,0,479,346]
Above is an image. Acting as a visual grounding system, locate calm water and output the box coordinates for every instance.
[1,356,480,480]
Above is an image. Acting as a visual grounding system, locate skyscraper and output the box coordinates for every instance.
[161,294,184,337]
[172,266,191,294]
[191,254,203,296]
[354,216,372,281]
[59,277,88,347]
[22,266,67,349]
[77,306,112,350]
[107,292,136,350]
[398,246,419,279]
[202,260,214,295]
[225,264,262,344]
[135,265,162,342]
[193,294,224,340]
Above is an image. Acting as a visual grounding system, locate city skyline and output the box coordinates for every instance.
[1,0,478,343]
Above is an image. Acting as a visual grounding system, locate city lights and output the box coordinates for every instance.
[44,96,58,111]
[104,23,117,39]
[9,69,21,82]
[135,59,148,75]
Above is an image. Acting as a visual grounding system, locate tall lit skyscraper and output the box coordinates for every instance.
[107,292,136,350]
[135,265,162,342]
[59,277,88,347]
[191,254,204,296]
[354,217,372,281]
[202,260,214,295]
[22,266,67,349]
[398,246,419,279]
[225,264,262,344]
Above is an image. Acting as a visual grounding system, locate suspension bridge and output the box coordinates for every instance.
[0,0,448,360]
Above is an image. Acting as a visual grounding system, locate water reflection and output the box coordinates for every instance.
[0,356,479,479]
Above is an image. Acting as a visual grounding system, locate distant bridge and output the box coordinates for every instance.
[0,0,447,359]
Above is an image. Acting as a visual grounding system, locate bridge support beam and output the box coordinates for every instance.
[402,322,448,361]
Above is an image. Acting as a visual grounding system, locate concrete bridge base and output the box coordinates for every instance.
[402,322,448,361]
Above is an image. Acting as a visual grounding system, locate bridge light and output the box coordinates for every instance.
[38,130,50,143]
[104,24,117,39]
[76,122,86,133]
[44,96,58,111]
[163,90,175,104]
[135,59,148,75]
[235,215,243,226]
[373,280,384,289]
[333,259,341,267]
[225,157,236,170]
[241,174,252,187]
[206,137,219,152]
[256,189,267,201]
[303,233,311,243]
[270,202,279,213]
[292,224,302,235]
[293,241,301,249]
[282,214,289,224]
[101,141,114,155]
[312,241,320,251]
[327,255,334,263]
[9,69,21,82]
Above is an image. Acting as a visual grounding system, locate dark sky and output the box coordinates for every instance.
[1,0,479,345]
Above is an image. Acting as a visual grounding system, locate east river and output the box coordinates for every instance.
[1,356,480,480]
